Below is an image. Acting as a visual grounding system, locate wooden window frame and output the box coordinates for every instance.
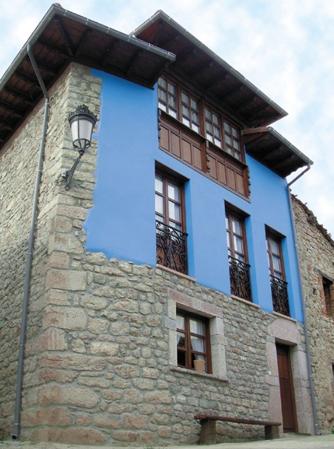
[226,208,248,262]
[266,230,286,280]
[157,74,246,163]
[176,309,212,374]
[155,170,186,232]
[158,77,178,119]
[204,106,222,148]
[322,276,334,318]
[223,121,242,161]
[180,89,200,133]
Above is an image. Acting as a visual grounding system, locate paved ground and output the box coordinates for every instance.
[0,435,334,449]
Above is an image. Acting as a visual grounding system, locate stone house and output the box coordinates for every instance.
[0,4,317,445]
[292,196,334,434]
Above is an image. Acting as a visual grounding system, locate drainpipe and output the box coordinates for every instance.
[286,165,319,435]
[11,44,49,439]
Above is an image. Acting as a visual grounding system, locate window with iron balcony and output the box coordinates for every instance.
[155,170,187,274]
[266,229,290,316]
[157,75,249,198]
[225,207,252,301]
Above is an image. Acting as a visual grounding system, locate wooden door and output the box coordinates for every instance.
[276,344,297,432]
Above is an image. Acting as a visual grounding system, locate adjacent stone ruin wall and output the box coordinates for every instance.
[293,196,334,433]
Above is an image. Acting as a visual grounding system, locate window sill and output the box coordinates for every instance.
[156,264,196,282]
[231,295,260,309]
[271,311,297,323]
[170,365,228,383]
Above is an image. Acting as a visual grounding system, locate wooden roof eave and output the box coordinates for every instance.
[133,9,288,128]
[0,3,175,151]
[243,127,313,177]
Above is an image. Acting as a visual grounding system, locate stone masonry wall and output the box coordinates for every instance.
[293,196,334,433]
[0,66,69,437]
[0,63,101,438]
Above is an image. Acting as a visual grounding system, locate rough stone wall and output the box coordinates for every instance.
[24,255,276,445]
[292,196,334,433]
[0,63,101,438]
[0,71,65,437]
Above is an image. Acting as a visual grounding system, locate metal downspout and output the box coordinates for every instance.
[286,166,319,435]
[11,43,49,439]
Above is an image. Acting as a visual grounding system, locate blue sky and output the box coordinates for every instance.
[1,0,333,234]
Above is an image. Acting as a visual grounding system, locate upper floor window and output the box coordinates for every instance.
[266,229,290,316]
[223,121,242,161]
[158,77,177,119]
[181,92,200,133]
[155,170,187,273]
[226,208,251,301]
[204,108,222,148]
[267,233,285,280]
[157,76,243,162]
[322,276,334,318]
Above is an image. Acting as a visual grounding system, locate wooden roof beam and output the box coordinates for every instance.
[4,87,34,104]
[274,155,298,170]
[75,28,92,57]
[193,61,214,79]
[205,72,229,92]
[126,49,143,76]
[15,70,41,89]
[23,56,57,77]
[55,17,75,57]
[0,100,25,117]
[100,38,119,67]
[158,33,181,48]
[176,47,198,64]
[37,39,70,59]
[261,145,286,162]
[0,122,14,132]
[219,85,246,103]
[233,94,258,112]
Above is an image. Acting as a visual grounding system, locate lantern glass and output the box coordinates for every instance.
[69,105,97,151]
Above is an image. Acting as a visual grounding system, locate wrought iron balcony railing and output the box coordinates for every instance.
[156,221,188,274]
[270,275,290,316]
[229,255,252,301]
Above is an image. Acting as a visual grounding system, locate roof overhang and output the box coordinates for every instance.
[243,127,313,177]
[133,10,287,128]
[0,4,175,150]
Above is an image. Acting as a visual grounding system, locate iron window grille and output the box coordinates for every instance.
[266,230,290,316]
[270,275,290,316]
[229,255,252,302]
[156,221,188,274]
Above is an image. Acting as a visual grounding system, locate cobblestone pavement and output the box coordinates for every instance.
[1,434,334,449]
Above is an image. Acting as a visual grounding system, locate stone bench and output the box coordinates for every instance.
[194,414,281,444]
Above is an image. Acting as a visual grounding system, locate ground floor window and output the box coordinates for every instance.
[176,310,211,374]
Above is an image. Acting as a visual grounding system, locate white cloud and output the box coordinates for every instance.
[0,0,333,234]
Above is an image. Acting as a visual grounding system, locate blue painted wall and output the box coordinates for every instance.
[85,69,304,322]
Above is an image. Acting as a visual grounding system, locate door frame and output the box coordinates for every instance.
[276,343,298,433]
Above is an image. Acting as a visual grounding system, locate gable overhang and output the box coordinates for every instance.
[243,127,313,177]
[133,10,287,129]
[0,3,175,150]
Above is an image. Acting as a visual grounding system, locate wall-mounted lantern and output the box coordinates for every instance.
[62,104,97,190]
